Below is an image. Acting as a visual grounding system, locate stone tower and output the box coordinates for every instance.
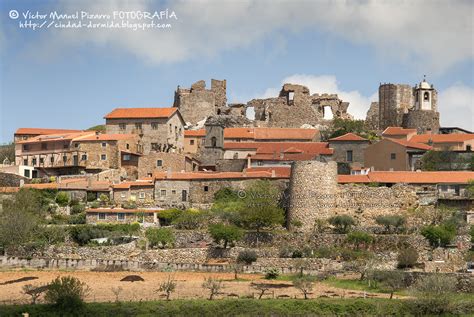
[199,116,224,169]
[378,83,414,130]
[287,160,338,232]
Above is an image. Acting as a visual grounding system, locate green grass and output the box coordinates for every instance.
[323,277,408,296]
[0,298,410,317]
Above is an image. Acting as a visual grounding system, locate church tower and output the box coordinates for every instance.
[414,76,437,111]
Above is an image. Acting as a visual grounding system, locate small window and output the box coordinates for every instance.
[151,122,158,130]
[156,160,163,167]
[117,213,125,221]
[119,123,126,130]
[172,190,176,195]
[121,192,126,198]
[160,189,166,196]
[24,170,30,178]
[139,192,145,199]
[151,143,159,151]
[126,143,130,150]
[81,154,87,160]
[23,144,29,151]
[211,137,217,147]
[190,140,195,145]
[182,190,187,202]
[424,92,429,101]
[23,159,28,165]
[102,142,107,148]
[74,143,79,148]
[390,153,396,160]
[50,156,54,164]
[135,123,142,130]
[98,213,106,220]
[204,186,209,192]
[467,145,472,151]
[32,158,37,165]
[63,143,68,149]
[123,154,131,161]
[41,143,47,150]
[101,154,107,160]
[346,150,353,162]
[169,124,172,133]
[39,158,44,164]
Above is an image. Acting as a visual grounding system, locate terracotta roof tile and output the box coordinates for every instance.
[104,107,177,119]
[410,133,474,144]
[329,133,368,142]
[387,138,432,150]
[184,129,206,137]
[224,128,255,139]
[245,167,291,177]
[112,181,154,189]
[154,170,290,180]
[86,208,160,214]
[223,127,318,140]
[249,153,322,161]
[338,171,474,184]
[224,142,333,155]
[75,134,136,141]
[23,183,58,189]
[16,132,95,144]
[338,175,370,183]
[0,187,20,193]
[15,128,83,135]
[382,127,417,136]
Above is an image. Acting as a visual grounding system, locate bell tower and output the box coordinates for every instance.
[414,76,436,111]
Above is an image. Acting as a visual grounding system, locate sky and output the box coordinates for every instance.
[0,0,473,143]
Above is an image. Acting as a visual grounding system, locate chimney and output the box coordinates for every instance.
[271,169,276,178]
[279,150,284,159]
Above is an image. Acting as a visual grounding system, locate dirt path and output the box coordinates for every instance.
[0,270,394,304]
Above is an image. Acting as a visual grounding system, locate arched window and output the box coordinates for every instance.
[424,92,430,101]
[211,137,217,147]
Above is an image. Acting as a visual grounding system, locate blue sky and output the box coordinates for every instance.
[1,0,473,143]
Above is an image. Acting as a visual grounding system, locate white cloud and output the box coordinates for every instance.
[19,0,473,72]
[257,74,377,120]
[438,84,474,131]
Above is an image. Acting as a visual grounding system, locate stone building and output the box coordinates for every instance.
[410,133,474,151]
[198,117,225,170]
[249,83,352,128]
[137,152,199,178]
[86,208,159,224]
[328,133,370,168]
[173,79,227,125]
[104,107,185,155]
[14,128,82,142]
[184,129,206,154]
[364,138,431,171]
[112,180,155,206]
[370,78,440,133]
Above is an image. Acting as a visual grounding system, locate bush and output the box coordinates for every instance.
[86,192,97,202]
[145,228,175,249]
[158,209,183,226]
[264,268,279,280]
[293,275,316,299]
[71,204,85,214]
[375,215,406,233]
[68,212,86,224]
[89,201,100,208]
[45,276,90,311]
[69,224,140,245]
[328,215,355,233]
[408,274,457,315]
[397,247,418,269]
[122,201,137,209]
[55,192,70,207]
[99,194,109,205]
[421,225,456,247]
[237,250,257,265]
[346,231,373,249]
[209,224,243,248]
[173,209,208,230]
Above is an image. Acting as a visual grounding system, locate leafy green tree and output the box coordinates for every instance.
[345,231,373,249]
[0,143,15,163]
[145,228,175,249]
[293,275,316,299]
[209,224,243,248]
[375,215,406,233]
[157,209,183,226]
[237,250,257,265]
[236,180,285,232]
[0,208,40,253]
[328,215,355,233]
[421,225,456,247]
[157,275,177,300]
[467,180,474,198]
[55,192,70,207]
[397,247,418,269]
[201,277,223,300]
[172,209,208,230]
[373,270,411,299]
[3,188,46,215]
[409,274,457,315]
[45,276,90,311]
[86,125,106,133]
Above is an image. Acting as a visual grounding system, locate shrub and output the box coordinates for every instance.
[68,212,86,225]
[397,247,418,269]
[313,246,337,259]
[45,276,90,311]
[122,201,137,209]
[264,268,279,280]
[89,201,100,208]
[346,231,373,249]
[86,192,97,202]
[145,228,175,249]
[55,192,70,207]
[71,204,85,214]
[375,215,406,233]
[293,275,316,299]
[421,225,456,247]
[173,209,208,230]
[328,215,355,233]
[372,271,412,299]
[408,274,457,315]
[201,277,223,300]
[237,250,257,265]
[99,194,109,205]
[157,275,177,300]
[158,209,183,226]
[209,224,243,248]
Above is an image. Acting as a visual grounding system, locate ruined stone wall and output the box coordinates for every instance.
[378,84,413,130]
[403,110,440,134]
[137,152,188,178]
[365,102,379,130]
[0,172,29,187]
[215,159,247,172]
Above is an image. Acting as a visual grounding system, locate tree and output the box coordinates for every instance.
[172,209,208,230]
[328,215,355,233]
[421,225,456,247]
[145,228,175,249]
[237,250,257,265]
[375,215,406,233]
[250,282,270,299]
[397,247,418,269]
[3,188,47,216]
[157,275,177,300]
[201,277,223,300]
[468,180,474,198]
[110,286,123,302]
[22,284,48,304]
[45,276,90,311]
[236,180,285,232]
[209,224,244,248]
[55,192,70,207]
[373,271,411,299]
[409,274,457,315]
[0,208,40,253]
[345,231,373,250]
[0,143,15,163]
[293,275,316,299]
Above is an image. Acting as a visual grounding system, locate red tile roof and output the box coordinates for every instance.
[382,127,417,136]
[250,153,322,161]
[386,138,432,151]
[224,142,333,155]
[224,128,318,140]
[224,128,254,139]
[112,181,154,189]
[328,133,368,142]
[23,183,59,189]
[15,128,83,135]
[16,132,95,144]
[0,187,20,193]
[245,167,291,178]
[87,208,160,214]
[410,133,474,144]
[104,107,177,119]
[338,171,474,184]
[184,129,206,137]
[154,170,290,180]
[75,134,136,142]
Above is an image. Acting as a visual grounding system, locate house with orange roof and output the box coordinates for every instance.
[381,127,417,140]
[111,180,155,206]
[86,207,161,224]
[364,138,432,171]
[328,133,371,170]
[409,133,474,151]
[104,107,185,155]
[223,127,319,142]
[183,129,206,154]
[14,128,83,142]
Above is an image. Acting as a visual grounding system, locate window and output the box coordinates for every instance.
[172,190,176,195]
[204,186,209,192]
[156,160,163,167]
[102,142,107,148]
[41,143,47,150]
[24,170,30,178]
[50,156,54,164]
[151,143,159,151]
[81,154,87,160]
[139,192,145,199]
[22,136,28,140]
[117,213,125,221]
[98,213,106,220]
[123,154,131,161]
[390,153,396,160]
[151,122,158,130]
[135,123,142,130]
[101,154,107,160]
[63,143,68,149]
[169,124,172,132]
[160,189,166,196]
[120,192,126,198]
[119,123,126,130]
[126,143,130,150]
[63,155,67,163]
[182,190,187,202]
[32,158,37,165]
[39,158,44,164]
[211,137,217,147]
[346,150,353,162]
[23,159,28,165]
[467,145,472,151]
[190,140,195,145]
[23,144,29,151]
[423,92,430,101]
[74,143,79,148]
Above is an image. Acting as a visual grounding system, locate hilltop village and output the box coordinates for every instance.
[0,78,473,310]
